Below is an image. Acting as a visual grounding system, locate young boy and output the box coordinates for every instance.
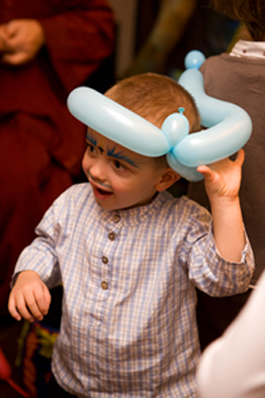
[8,73,254,397]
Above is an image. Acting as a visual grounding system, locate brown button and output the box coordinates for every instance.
[113,214,120,223]
[102,256,108,264]
[108,232,115,241]
[101,281,108,290]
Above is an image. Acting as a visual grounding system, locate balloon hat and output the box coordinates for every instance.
[67,50,252,181]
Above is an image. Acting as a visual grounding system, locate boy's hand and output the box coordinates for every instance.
[197,149,244,204]
[197,149,246,262]
[8,270,51,322]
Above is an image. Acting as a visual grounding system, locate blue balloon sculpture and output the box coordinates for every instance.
[67,50,252,181]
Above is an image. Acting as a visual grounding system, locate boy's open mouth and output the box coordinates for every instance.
[91,183,113,200]
[97,187,110,196]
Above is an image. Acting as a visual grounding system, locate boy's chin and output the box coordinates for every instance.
[94,194,156,211]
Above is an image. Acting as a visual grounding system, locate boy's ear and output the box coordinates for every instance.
[155,168,181,192]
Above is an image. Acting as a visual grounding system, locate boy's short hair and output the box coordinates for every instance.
[211,0,265,41]
[105,73,201,134]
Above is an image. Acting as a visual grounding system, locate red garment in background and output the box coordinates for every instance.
[0,0,115,313]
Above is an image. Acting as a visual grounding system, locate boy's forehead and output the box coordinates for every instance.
[87,128,136,156]
[87,128,119,149]
[93,130,106,148]
[86,128,155,168]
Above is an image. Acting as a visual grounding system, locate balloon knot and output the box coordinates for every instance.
[178,107,185,115]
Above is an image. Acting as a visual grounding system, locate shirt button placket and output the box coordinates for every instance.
[101,281,108,290]
[101,214,120,290]
[113,214,120,223]
[107,214,120,241]
[101,256,109,290]
[102,256,108,264]
[108,231,115,241]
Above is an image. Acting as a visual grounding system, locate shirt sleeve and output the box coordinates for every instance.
[181,201,255,297]
[39,0,115,93]
[12,193,65,289]
[197,271,265,398]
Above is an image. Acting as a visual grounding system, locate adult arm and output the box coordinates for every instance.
[197,271,265,398]
[0,0,115,92]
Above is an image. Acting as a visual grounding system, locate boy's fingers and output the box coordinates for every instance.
[34,285,51,315]
[235,148,245,166]
[8,276,50,323]
[197,165,213,179]
[13,293,35,322]
[8,296,22,321]
[16,290,44,321]
[43,286,52,309]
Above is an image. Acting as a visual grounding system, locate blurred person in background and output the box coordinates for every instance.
[0,0,115,318]
[188,0,265,350]
[123,0,239,78]
[123,0,240,198]
[197,271,265,398]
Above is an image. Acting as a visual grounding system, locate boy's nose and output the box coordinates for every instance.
[88,161,107,183]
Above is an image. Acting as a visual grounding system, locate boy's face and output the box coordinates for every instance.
[82,129,177,211]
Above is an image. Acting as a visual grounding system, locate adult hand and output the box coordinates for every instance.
[1,19,45,65]
[0,24,8,53]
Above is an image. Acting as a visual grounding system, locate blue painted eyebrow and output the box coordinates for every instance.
[107,145,140,168]
[86,131,140,168]
[86,130,98,146]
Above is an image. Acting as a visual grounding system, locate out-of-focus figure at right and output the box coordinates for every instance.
[188,0,265,350]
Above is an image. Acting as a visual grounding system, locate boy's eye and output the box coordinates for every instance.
[113,160,125,170]
[87,143,97,154]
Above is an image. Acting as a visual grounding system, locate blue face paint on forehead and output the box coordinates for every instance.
[107,145,140,168]
[86,129,141,168]
[86,129,98,146]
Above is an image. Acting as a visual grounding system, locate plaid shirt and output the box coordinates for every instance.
[14,183,254,397]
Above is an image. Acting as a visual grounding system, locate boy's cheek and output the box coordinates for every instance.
[82,155,89,171]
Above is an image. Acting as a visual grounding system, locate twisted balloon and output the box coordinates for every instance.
[67,50,252,181]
